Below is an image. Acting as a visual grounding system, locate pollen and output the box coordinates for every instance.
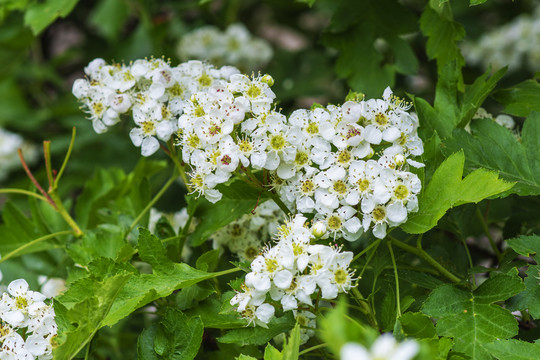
[327,215,342,230]
[141,121,155,135]
[238,139,253,153]
[187,134,200,148]
[265,258,279,273]
[334,269,349,284]
[221,154,232,165]
[208,124,222,136]
[306,122,319,135]
[91,102,104,118]
[295,151,309,166]
[15,296,28,310]
[300,179,315,194]
[372,206,386,222]
[357,178,370,192]
[269,134,286,150]
[375,112,388,126]
[169,83,184,97]
[394,184,409,200]
[246,84,262,99]
[198,72,213,87]
[337,149,351,164]
[333,180,347,195]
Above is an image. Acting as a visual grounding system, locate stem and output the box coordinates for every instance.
[0,230,73,264]
[18,149,56,207]
[54,127,76,189]
[460,237,476,287]
[43,141,54,191]
[353,238,382,262]
[475,206,501,261]
[298,343,327,356]
[387,241,401,317]
[166,142,192,192]
[177,213,193,260]
[269,192,291,215]
[127,175,177,235]
[390,237,462,283]
[49,192,84,237]
[211,267,242,278]
[357,239,382,281]
[0,189,49,203]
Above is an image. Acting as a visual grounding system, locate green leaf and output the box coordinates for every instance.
[492,78,540,117]
[443,113,540,196]
[401,152,514,234]
[422,273,524,360]
[175,284,215,311]
[0,201,68,262]
[264,344,282,360]
[420,2,465,74]
[53,273,131,360]
[506,235,540,259]
[470,0,488,5]
[282,323,301,360]
[184,296,247,329]
[189,181,264,246]
[137,325,159,360]
[399,312,437,339]
[196,249,220,272]
[67,224,134,266]
[152,308,204,360]
[485,339,540,360]
[23,0,79,35]
[322,0,418,97]
[218,314,295,346]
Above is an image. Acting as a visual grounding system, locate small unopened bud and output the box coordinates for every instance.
[312,221,326,238]
[394,154,406,166]
[261,74,274,86]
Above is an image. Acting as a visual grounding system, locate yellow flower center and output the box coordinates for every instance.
[141,121,155,135]
[246,84,261,99]
[337,150,351,165]
[334,269,348,284]
[300,179,315,195]
[394,184,409,200]
[372,206,386,222]
[198,73,213,88]
[16,296,28,309]
[375,112,388,126]
[327,215,342,231]
[295,151,309,166]
[333,180,347,195]
[270,134,286,151]
[306,122,319,135]
[265,258,278,273]
[357,178,370,192]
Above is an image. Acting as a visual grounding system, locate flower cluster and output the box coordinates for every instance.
[274,89,424,240]
[72,58,240,156]
[0,128,38,182]
[212,201,284,261]
[230,215,355,327]
[340,334,419,360]
[177,23,273,72]
[462,5,540,73]
[75,58,424,239]
[0,279,57,359]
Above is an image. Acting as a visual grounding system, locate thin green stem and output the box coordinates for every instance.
[387,241,401,317]
[298,343,327,356]
[49,192,84,237]
[460,237,476,287]
[211,267,243,278]
[166,142,192,192]
[475,206,501,261]
[390,237,462,283]
[127,175,177,235]
[54,127,76,189]
[18,149,56,207]
[0,189,49,203]
[0,230,73,264]
[177,213,193,260]
[357,239,382,281]
[353,238,382,262]
[269,192,291,215]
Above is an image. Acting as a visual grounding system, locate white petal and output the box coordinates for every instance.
[387,202,407,223]
[141,136,160,156]
[273,270,293,289]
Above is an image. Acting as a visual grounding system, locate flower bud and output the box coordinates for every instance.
[394,154,406,166]
[261,74,274,86]
[312,221,327,238]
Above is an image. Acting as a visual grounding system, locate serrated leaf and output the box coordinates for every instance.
[492,79,540,117]
[23,0,79,35]
[485,339,540,360]
[264,344,282,360]
[282,323,300,360]
[422,273,524,360]
[506,235,540,258]
[155,308,204,360]
[218,314,295,346]
[402,152,514,234]
[420,3,465,74]
[443,113,540,196]
[53,273,131,360]
[137,325,159,360]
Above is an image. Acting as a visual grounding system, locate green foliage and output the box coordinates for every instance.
[24,0,79,34]
[137,308,204,360]
[189,180,267,246]
[218,314,296,346]
[402,151,514,234]
[484,339,540,360]
[444,113,540,196]
[322,0,418,97]
[493,78,540,117]
[422,273,524,360]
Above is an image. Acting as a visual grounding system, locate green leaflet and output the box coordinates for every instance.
[218,314,295,346]
[422,273,524,360]
[137,308,204,360]
[506,235,540,319]
[492,78,540,117]
[484,339,540,360]
[443,113,540,196]
[401,151,514,234]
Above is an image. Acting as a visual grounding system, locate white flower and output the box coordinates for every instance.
[340,334,419,360]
